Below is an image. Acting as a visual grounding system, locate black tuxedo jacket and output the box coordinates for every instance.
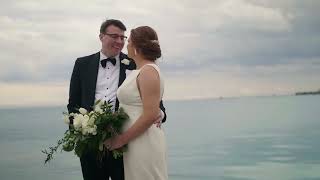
[67,52,167,122]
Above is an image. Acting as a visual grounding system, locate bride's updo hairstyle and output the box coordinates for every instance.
[130,26,161,61]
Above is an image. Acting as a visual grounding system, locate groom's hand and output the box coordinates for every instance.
[154,110,164,128]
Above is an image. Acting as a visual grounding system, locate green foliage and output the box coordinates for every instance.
[42,101,129,164]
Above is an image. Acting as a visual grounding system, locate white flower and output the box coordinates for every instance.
[73,114,84,130]
[81,128,88,135]
[89,125,97,135]
[63,115,70,124]
[81,115,90,129]
[82,124,97,136]
[88,116,95,126]
[79,108,87,115]
[121,59,130,65]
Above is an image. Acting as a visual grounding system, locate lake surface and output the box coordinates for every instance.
[1,95,319,180]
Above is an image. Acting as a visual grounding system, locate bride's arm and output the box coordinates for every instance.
[105,66,161,149]
[121,66,161,143]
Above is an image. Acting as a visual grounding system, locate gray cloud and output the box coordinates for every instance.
[0,0,319,99]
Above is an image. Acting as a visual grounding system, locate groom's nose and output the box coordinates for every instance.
[115,38,124,44]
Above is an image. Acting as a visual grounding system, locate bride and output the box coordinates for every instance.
[104,26,168,180]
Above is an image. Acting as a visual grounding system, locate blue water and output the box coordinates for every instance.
[1,95,320,180]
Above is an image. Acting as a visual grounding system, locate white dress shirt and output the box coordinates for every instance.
[95,51,120,111]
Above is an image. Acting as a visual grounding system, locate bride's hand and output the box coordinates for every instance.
[104,135,125,150]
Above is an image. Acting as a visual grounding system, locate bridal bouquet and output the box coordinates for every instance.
[42,100,128,164]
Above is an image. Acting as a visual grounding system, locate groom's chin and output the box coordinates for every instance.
[108,48,122,57]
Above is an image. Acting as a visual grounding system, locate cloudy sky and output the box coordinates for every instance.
[1,0,319,107]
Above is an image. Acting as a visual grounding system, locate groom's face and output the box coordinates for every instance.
[100,25,126,57]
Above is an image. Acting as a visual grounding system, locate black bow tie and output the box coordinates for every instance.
[101,58,116,67]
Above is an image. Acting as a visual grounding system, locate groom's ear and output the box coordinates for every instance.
[99,34,103,41]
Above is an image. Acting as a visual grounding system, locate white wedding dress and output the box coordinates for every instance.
[117,64,168,180]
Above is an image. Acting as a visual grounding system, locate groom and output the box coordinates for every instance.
[67,19,167,180]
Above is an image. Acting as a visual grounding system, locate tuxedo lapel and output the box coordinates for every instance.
[118,52,127,87]
[87,52,100,108]
[115,52,127,111]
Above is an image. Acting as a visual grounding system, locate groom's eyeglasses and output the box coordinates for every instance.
[104,33,128,41]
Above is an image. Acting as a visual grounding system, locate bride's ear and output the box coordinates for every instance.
[134,49,137,56]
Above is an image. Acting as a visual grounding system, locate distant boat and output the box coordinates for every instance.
[295,89,320,96]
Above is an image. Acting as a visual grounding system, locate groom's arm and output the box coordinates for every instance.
[67,59,81,115]
[160,100,167,123]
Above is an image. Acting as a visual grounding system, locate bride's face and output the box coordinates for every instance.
[127,36,135,59]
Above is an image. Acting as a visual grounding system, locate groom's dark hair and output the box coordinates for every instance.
[100,19,126,33]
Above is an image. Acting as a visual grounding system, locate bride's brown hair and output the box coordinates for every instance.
[130,26,161,61]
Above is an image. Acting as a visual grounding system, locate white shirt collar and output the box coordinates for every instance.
[100,51,120,62]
